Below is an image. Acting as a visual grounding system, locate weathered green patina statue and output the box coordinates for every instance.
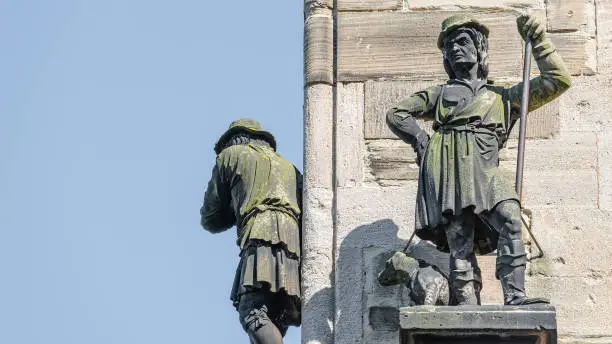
[386,14,570,305]
[201,118,302,344]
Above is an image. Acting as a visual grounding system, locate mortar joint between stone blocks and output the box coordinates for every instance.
[595,133,601,209]
[304,81,336,88]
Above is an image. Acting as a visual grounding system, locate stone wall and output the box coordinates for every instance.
[303,1,612,344]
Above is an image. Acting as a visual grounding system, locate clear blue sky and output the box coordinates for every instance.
[0,1,303,343]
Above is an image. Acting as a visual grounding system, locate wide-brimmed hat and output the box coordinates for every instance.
[214,118,277,154]
[437,14,489,49]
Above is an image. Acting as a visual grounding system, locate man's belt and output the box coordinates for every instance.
[239,205,300,230]
[437,122,499,136]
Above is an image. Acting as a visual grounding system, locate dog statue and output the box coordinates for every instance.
[377,251,452,306]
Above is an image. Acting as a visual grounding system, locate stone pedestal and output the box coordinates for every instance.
[399,305,557,344]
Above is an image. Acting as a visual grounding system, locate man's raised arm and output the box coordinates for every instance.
[508,14,571,115]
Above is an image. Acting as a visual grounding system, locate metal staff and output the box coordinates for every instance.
[402,230,417,253]
[516,38,545,258]
[516,40,531,200]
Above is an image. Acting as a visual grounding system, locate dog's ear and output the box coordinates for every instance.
[390,251,407,269]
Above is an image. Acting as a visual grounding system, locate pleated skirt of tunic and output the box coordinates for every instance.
[414,129,519,254]
[231,210,301,324]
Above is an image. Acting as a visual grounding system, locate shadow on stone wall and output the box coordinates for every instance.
[333,219,450,343]
[301,281,333,344]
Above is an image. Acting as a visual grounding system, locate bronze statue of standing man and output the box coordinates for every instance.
[201,118,302,344]
[386,14,570,305]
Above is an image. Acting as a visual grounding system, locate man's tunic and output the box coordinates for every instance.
[201,143,302,308]
[387,40,570,254]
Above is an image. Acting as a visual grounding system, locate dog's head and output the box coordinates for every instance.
[377,251,420,286]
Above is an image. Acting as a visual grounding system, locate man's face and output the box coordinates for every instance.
[443,30,478,71]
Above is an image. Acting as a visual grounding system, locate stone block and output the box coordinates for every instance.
[547,0,594,34]
[527,208,612,278]
[302,188,335,261]
[365,80,560,140]
[598,133,612,210]
[500,133,598,171]
[336,82,365,187]
[508,99,561,139]
[559,335,612,344]
[305,0,334,11]
[362,247,408,344]
[334,246,364,344]
[337,0,402,11]
[365,140,419,183]
[362,245,451,344]
[363,247,411,309]
[305,8,334,85]
[335,185,419,247]
[334,188,419,344]
[304,84,334,188]
[337,11,525,81]
[499,158,598,209]
[549,32,596,76]
[559,77,612,133]
[301,187,335,344]
[477,255,505,305]
[526,277,612,337]
[364,80,441,139]
[596,0,612,73]
[519,169,598,209]
[400,305,558,344]
[406,0,543,10]
[368,307,399,332]
[364,131,597,186]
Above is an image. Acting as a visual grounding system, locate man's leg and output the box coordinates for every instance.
[485,200,547,305]
[469,251,482,305]
[444,215,479,305]
[238,291,284,344]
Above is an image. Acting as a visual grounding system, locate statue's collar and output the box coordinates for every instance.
[447,78,487,96]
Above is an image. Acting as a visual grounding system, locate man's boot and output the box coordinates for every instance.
[452,278,479,305]
[450,260,479,305]
[499,265,549,305]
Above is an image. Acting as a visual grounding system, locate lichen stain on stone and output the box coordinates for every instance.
[527,257,552,277]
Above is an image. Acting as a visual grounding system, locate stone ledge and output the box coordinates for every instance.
[337,0,402,11]
[406,0,543,10]
[400,305,556,330]
[304,7,334,85]
[400,305,557,344]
